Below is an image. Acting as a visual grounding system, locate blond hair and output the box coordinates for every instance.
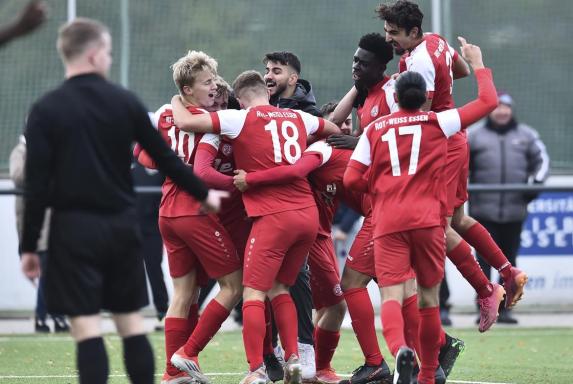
[172,51,218,93]
[57,18,109,62]
[232,70,267,99]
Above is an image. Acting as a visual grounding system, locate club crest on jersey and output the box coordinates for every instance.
[333,284,343,297]
[222,143,233,156]
[370,105,379,117]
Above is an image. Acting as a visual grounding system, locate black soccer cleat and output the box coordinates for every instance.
[411,365,446,384]
[394,347,415,384]
[264,353,284,382]
[438,333,465,377]
[339,359,392,384]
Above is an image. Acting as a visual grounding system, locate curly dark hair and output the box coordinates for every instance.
[263,51,301,74]
[320,101,339,117]
[358,33,394,64]
[376,0,424,36]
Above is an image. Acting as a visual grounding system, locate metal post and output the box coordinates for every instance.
[431,0,442,34]
[67,0,76,22]
[120,0,130,88]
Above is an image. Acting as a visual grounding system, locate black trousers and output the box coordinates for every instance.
[474,219,523,283]
[140,230,169,316]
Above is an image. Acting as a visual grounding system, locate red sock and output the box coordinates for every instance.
[184,300,230,356]
[315,327,340,371]
[188,303,199,334]
[164,317,188,376]
[263,299,274,355]
[271,294,299,359]
[418,307,441,384]
[243,300,266,371]
[381,300,406,356]
[439,329,446,348]
[448,241,493,299]
[344,288,383,366]
[402,295,420,356]
[462,223,510,272]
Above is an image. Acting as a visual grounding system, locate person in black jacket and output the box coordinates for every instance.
[20,18,227,384]
[262,50,319,380]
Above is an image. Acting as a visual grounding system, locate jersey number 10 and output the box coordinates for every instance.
[381,124,422,176]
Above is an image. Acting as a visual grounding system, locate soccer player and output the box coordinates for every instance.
[170,70,341,384]
[263,50,321,380]
[136,52,244,384]
[20,18,226,384]
[378,0,526,332]
[344,36,498,384]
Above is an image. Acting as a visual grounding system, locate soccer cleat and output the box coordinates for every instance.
[339,359,393,384]
[284,354,303,384]
[298,342,317,380]
[313,367,342,384]
[53,316,70,333]
[393,347,415,384]
[503,267,528,309]
[274,345,286,365]
[411,365,446,384]
[438,334,465,377]
[477,283,506,332]
[240,364,271,384]
[170,347,210,384]
[264,353,284,382]
[35,318,50,333]
[160,371,196,384]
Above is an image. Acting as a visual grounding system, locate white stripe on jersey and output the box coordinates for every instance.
[406,40,436,92]
[350,132,372,166]
[383,79,400,113]
[305,140,333,166]
[199,133,221,150]
[296,110,321,136]
[217,109,249,139]
[436,109,462,138]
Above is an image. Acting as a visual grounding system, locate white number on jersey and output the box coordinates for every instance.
[264,120,302,164]
[445,49,454,95]
[381,124,422,176]
[167,126,195,161]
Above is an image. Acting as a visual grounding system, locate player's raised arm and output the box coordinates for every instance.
[194,136,235,191]
[452,51,470,79]
[329,86,358,127]
[171,95,214,133]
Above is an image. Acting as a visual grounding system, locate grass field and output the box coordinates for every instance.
[1,328,572,383]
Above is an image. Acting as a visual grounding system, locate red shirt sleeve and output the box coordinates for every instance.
[246,152,323,187]
[343,159,368,192]
[457,68,498,128]
[194,143,234,191]
[137,149,158,169]
[314,117,326,138]
[210,112,221,134]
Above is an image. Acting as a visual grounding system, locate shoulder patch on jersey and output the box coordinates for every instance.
[370,105,379,118]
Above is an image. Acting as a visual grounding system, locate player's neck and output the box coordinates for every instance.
[65,63,104,79]
[245,96,270,108]
[279,84,296,99]
[408,36,425,52]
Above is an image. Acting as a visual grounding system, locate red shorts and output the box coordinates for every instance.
[346,214,375,278]
[445,143,469,216]
[308,235,344,310]
[243,206,319,291]
[159,215,241,280]
[374,226,446,288]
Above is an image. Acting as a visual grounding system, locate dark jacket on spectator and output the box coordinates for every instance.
[270,79,321,116]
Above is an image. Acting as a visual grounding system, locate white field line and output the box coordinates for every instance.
[0,373,514,384]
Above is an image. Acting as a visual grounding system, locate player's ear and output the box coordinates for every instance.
[409,26,419,39]
[288,71,298,86]
[182,85,193,97]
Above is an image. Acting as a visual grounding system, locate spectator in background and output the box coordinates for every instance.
[131,158,168,331]
[10,135,70,333]
[0,1,46,47]
[468,91,550,324]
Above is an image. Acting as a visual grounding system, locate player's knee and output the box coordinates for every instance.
[417,284,440,308]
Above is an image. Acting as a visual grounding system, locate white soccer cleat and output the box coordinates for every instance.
[298,342,316,380]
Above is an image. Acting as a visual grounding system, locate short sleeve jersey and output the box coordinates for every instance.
[357,76,399,130]
[401,33,466,148]
[210,105,325,217]
[350,108,463,237]
[304,141,371,237]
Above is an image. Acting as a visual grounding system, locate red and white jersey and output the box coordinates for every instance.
[349,108,463,237]
[197,134,247,227]
[305,141,371,237]
[357,76,399,130]
[210,105,325,217]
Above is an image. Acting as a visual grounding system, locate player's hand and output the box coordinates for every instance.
[15,1,47,36]
[458,36,484,70]
[233,169,249,192]
[200,189,229,213]
[326,134,359,150]
[333,229,348,242]
[21,252,41,285]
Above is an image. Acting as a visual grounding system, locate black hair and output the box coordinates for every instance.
[395,71,427,110]
[263,51,301,74]
[376,0,424,36]
[358,33,394,64]
[320,101,339,117]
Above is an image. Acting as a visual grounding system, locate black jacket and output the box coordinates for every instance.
[270,79,321,117]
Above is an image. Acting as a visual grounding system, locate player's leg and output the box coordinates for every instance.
[308,236,346,383]
[141,229,169,327]
[69,315,110,384]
